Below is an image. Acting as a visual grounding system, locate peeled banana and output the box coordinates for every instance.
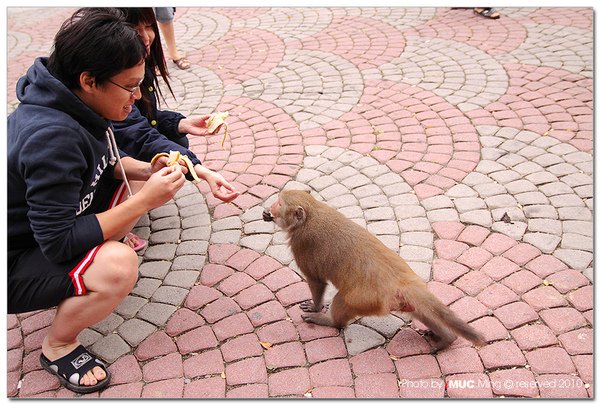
[150,150,202,183]
[206,112,229,148]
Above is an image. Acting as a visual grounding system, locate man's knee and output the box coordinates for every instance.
[85,241,138,294]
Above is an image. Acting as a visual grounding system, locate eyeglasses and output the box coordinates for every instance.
[108,78,144,96]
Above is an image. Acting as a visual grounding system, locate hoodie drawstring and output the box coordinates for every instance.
[106,127,133,198]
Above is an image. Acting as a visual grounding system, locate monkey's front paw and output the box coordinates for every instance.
[300,300,322,312]
[301,312,333,326]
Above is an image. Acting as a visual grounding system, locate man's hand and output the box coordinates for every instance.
[150,155,189,175]
[137,165,186,210]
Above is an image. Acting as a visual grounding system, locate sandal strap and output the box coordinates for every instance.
[43,345,106,384]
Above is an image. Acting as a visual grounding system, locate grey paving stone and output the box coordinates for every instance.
[527,219,562,235]
[538,182,574,197]
[408,262,432,282]
[364,207,395,221]
[359,194,388,209]
[523,205,559,220]
[139,261,172,279]
[376,235,400,252]
[212,216,243,232]
[151,216,181,231]
[171,255,206,271]
[533,153,564,168]
[338,205,367,219]
[115,295,148,319]
[367,220,399,235]
[553,249,593,270]
[210,230,242,244]
[79,328,103,348]
[163,270,200,289]
[522,233,561,254]
[515,191,549,206]
[547,163,578,176]
[118,319,157,347]
[562,220,592,237]
[182,214,212,229]
[90,334,131,364]
[513,161,544,176]
[149,204,179,220]
[561,233,593,252]
[179,203,209,219]
[573,185,593,199]
[180,226,212,241]
[394,205,427,220]
[358,315,404,338]
[149,229,181,244]
[422,195,455,210]
[331,166,360,181]
[329,194,359,209]
[525,171,560,186]
[473,182,507,198]
[558,207,592,221]
[91,313,124,335]
[549,194,585,208]
[317,160,344,175]
[497,153,527,167]
[144,244,178,261]
[176,193,203,208]
[244,220,276,235]
[492,221,527,240]
[401,232,434,249]
[240,206,266,223]
[137,302,178,326]
[475,160,505,174]
[462,172,493,186]
[133,278,162,299]
[389,194,420,207]
[399,246,433,262]
[505,179,537,194]
[446,184,478,199]
[134,215,150,228]
[427,208,460,222]
[484,194,517,209]
[491,207,526,222]
[343,324,386,356]
[320,183,350,200]
[295,168,321,183]
[176,240,209,256]
[341,173,371,190]
[454,197,486,213]
[152,286,189,306]
[460,210,493,227]
[309,175,337,191]
[561,173,592,188]
[265,245,294,265]
[354,184,383,199]
[399,218,431,232]
[489,170,521,184]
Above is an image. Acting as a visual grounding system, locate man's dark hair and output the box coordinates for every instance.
[47,8,147,89]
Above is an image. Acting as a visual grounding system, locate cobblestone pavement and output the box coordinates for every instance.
[6,7,593,398]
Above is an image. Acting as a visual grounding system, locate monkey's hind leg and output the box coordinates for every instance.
[302,292,354,328]
[300,278,327,313]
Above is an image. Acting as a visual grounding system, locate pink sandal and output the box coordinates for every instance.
[123,233,147,252]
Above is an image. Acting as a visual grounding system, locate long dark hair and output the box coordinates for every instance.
[47,8,146,90]
[119,8,175,106]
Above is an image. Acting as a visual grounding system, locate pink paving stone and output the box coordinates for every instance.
[226,357,268,386]
[502,243,542,266]
[489,369,539,398]
[354,373,399,398]
[309,359,353,387]
[394,354,441,379]
[427,281,465,305]
[135,331,177,361]
[247,300,288,327]
[100,382,144,398]
[522,286,568,311]
[387,328,431,358]
[457,226,490,246]
[502,270,543,295]
[200,264,234,287]
[349,347,395,375]
[493,301,539,329]
[546,269,590,293]
[525,254,567,278]
[481,232,519,255]
[567,285,593,311]
[453,270,493,296]
[8,314,19,330]
[264,341,306,370]
[457,247,493,270]
[244,255,283,279]
[212,203,243,219]
[432,221,465,240]
[200,296,242,323]
[7,347,23,373]
[481,256,521,281]
[142,352,183,383]
[107,355,143,385]
[22,349,43,373]
[183,349,224,378]
[583,309,593,325]
[257,320,299,344]
[268,368,311,397]
[226,384,269,398]
[305,336,348,364]
[572,355,593,384]
[446,373,493,398]
[221,333,263,362]
[235,283,276,310]
[434,240,469,260]
[261,267,302,291]
[476,283,519,309]
[436,347,484,375]
[511,324,559,350]
[414,183,444,200]
[449,296,490,323]
[141,378,184,398]
[539,307,588,334]
[296,321,340,342]
[165,308,206,337]
[217,272,256,296]
[468,316,509,343]
[183,377,226,398]
[19,369,60,397]
[398,378,445,398]
[23,326,48,352]
[312,386,356,398]
[479,341,526,369]
[275,282,312,306]
[212,312,254,341]
[525,347,576,374]
[176,326,218,355]
[20,309,56,335]
[432,259,470,284]
[558,328,593,355]
[208,243,241,264]
[184,285,222,311]
[536,374,588,398]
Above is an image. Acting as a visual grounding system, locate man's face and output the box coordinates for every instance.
[94,61,145,121]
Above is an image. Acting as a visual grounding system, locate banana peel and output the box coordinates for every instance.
[206,111,229,148]
[150,150,202,183]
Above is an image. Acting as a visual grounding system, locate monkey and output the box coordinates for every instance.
[263,189,486,351]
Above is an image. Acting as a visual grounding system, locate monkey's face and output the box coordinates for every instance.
[263,192,307,231]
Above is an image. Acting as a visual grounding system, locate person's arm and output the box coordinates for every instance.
[193,164,239,203]
[156,108,187,139]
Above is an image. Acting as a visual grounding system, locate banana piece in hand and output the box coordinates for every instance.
[206,111,230,148]
[150,150,202,183]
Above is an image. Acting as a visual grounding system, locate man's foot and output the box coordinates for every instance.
[122,232,147,252]
[41,340,110,393]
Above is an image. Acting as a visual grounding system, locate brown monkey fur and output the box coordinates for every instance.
[263,189,486,351]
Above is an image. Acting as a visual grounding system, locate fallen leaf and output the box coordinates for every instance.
[260,341,273,350]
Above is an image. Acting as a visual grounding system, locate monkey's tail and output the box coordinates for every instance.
[401,286,487,347]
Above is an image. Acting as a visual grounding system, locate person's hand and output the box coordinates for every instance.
[138,165,186,209]
[195,165,240,203]
[178,115,217,137]
[150,155,189,175]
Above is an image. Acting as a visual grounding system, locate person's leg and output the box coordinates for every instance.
[154,7,190,69]
[41,241,139,386]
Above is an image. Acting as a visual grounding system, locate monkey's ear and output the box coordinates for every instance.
[294,206,306,224]
[303,189,311,194]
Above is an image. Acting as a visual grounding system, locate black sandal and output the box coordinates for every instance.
[40,345,111,394]
[474,7,500,19]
